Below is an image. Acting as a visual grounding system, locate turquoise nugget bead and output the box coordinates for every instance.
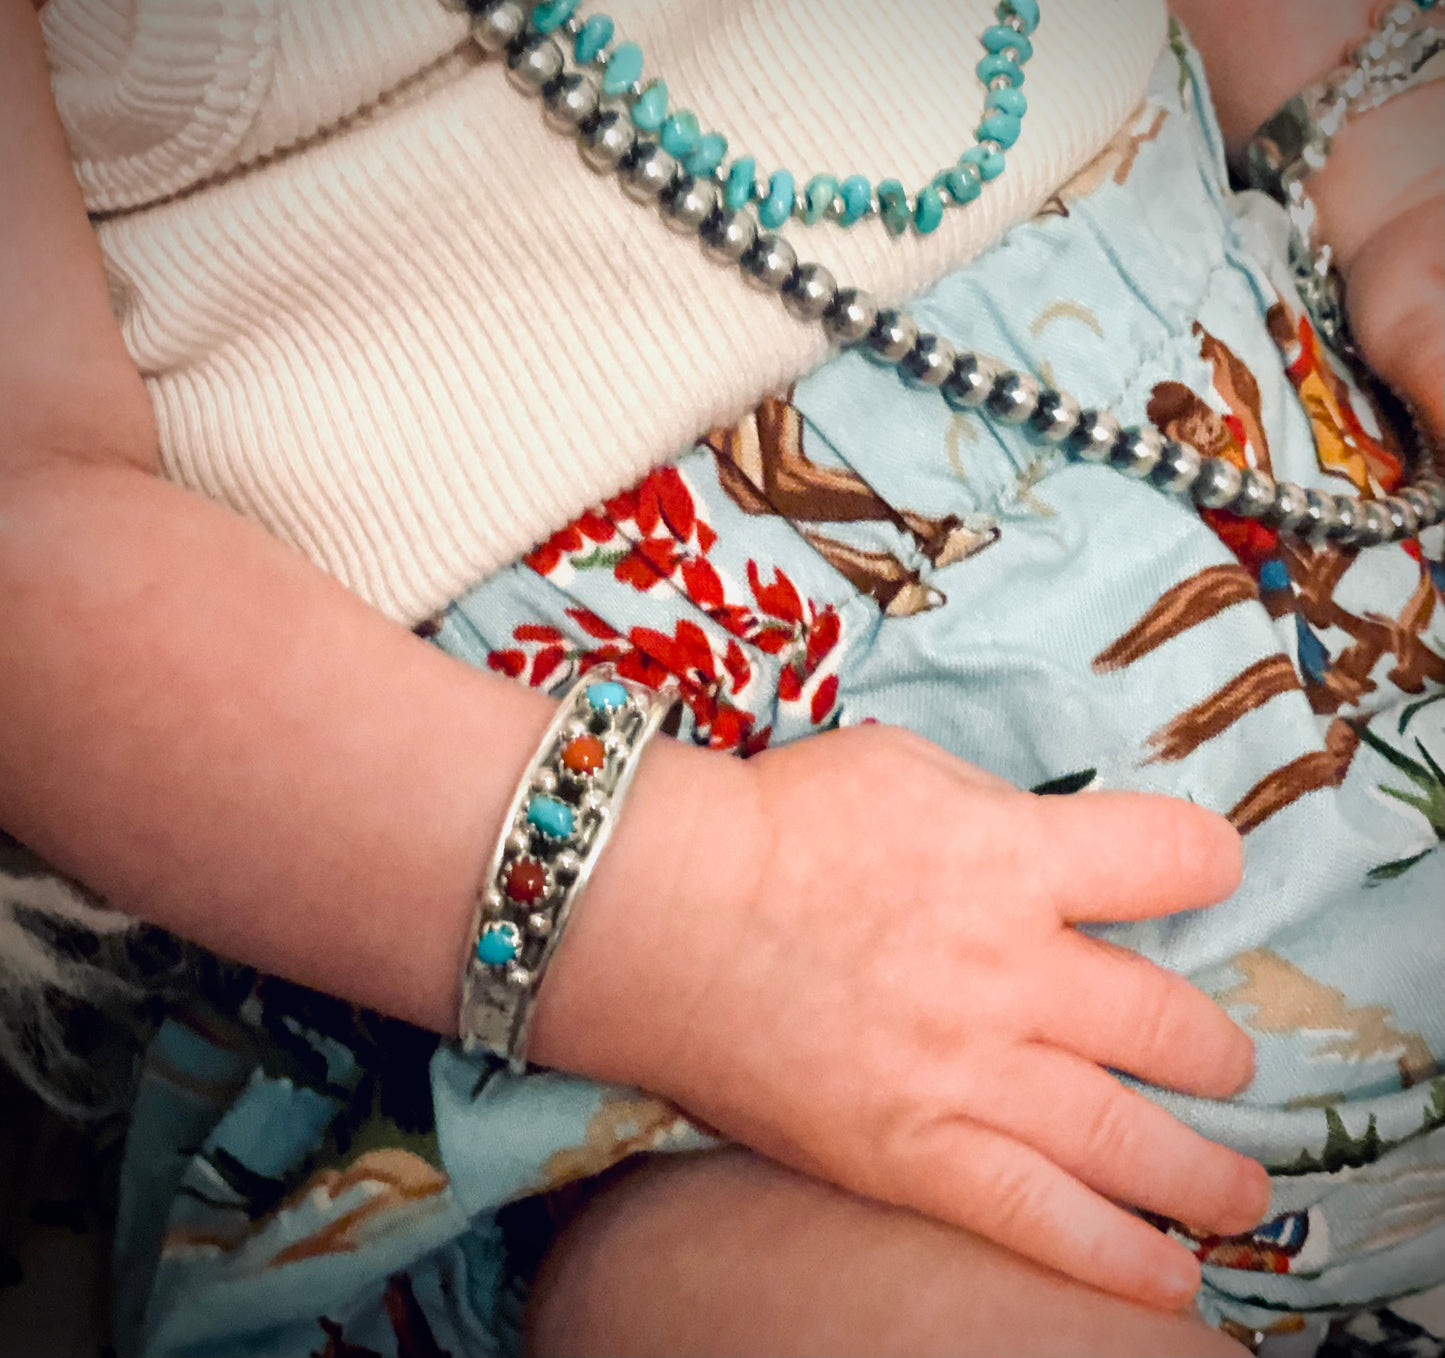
[660,110,700,158]
[976,112,1021,149]
[476,923,519,967]
[942,163,981,203]
[527,795,575,840]
[977,53,1024,87]
[725,156,757,211]
[585,680,630,711]
[998,0,1039,36]
[803,174,839,225]
[758,169,795,228]
[602,40,643,95]
[982,25,1033,63]
[531,0,579,34]
[685,131,728,177]
[913,185,944,234]
[985,85,1026,118]
[573,13,614,64]
[877,179,909,236]
[630,80,668,132]
[838,175,872,225]
[960,144,1005,181]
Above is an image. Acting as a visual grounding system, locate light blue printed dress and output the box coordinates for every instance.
[113,33,1444,1358]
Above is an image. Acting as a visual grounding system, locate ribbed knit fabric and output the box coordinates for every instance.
[45,0,1167,623]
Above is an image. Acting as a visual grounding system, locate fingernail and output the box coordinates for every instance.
[1161,1245,1201,1304]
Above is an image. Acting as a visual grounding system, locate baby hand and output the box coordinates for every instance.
[535,724,1266,1311]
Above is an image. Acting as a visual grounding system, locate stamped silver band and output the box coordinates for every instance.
[458,663,681,1071]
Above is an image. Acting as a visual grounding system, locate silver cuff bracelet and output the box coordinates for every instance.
[458,663,681,1071]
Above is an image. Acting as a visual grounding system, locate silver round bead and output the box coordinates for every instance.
[579,788,610,818]
[1029,388,1082,444]
[865,310,919,365]
[527,912,553,938]
[740,232,798,291]
[823,288,877,345]
[1229,466,1276,519]
[782,263,839,321]
[531,766,559,795]
[1265,479,1310,531]
[1358,498,1397,546]
[505,34,564,93]
[543,71,600,130]
[505,962,533,989]
[941,351,1000,410]
[504,827,530,858]
[660,174,721,234]
[551,849,584,881]
[1191,458,1244,509]
[1109,425,1165,479]
[482,884,504,913]
[578,109,636,172]
[1381,495,1420,540]
[1324,495,1362,545]
[1422,478,1445,526]
[1299,487,1339,539]
[1068,409,1122,463]
[987,372,1042,426]
[699,207,757,263]
[1400,485,1436,525]
[620,143,677,202]
[901,334,957,389]
[1149,438,1202,495]
[469,1,526,53]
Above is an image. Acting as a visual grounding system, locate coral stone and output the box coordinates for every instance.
[504,858,548,905]
[561,734,607,776]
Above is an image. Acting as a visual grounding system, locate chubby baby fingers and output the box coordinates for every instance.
[1025,791,1243,923]
[897,1120,1205,1311]
[1038,932,1255,1099]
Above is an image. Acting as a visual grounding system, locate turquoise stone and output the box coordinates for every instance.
[685,131,728,177]
[977,53,1024,87]
[985,85,1026,118]
[725,156,757,211]
[758,169,795,228]
[976,112,1021,149]
[573,13,614,64]
[913,185,944,234]
[660,110,700,158]
[527,795,575,840]
[960,144,1005,182]
[998,0,1039,36]
[585,680,630,711]
[802,174,839,225]
[943,163,982,203]
[838,174,873,226]
[531,0,579,34]
[630,80,669,132]
[602,40,643,95]
[982,24,1033,63]
[476,922,519,967]
[876,179,909,236]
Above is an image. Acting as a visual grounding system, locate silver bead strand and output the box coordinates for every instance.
[865,310,919,365]
[699,208,758,264]
[740,233,799,292]
[1029,388,1082,444]
[900,334,957,390]
[1192,458,1244,510]
[578,109,636,172]
[660,175,721,234]
[1149,439,1203,495]
[987,372,1042,426]
[1108,425,1165,478]
[506,34,564,94]
[470,1,527,53]
[782,263,839,321]
[543,71,600,131]
[823,289,878,345]
[620,143,678,203]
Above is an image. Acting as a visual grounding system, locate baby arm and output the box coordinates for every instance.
[1173,0,1444,442]
[2,0,1265,1313]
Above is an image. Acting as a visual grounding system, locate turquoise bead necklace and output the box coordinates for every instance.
[526,0,1039,237]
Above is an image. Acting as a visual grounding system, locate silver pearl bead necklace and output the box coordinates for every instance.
[469,0,1445,549]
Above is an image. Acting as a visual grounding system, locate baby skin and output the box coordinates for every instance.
[0,0,1439,1352]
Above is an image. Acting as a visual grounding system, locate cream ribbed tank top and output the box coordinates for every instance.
[45,0,1166,623]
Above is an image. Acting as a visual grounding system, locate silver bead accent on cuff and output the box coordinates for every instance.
[506,34,564,93]
[699,208,757,263]
[823,288,877,344]
[741,233,798,291]
[987,372,1041,425]
[1069,409,1122,463]
[1190,458,1244,509]
[619,143,677,202]
[578,110,636,171]
[941,352,999,410]
[1109,425,1164,478]
[1229,467,1276,518]
[543,71,601,130]
[865,310,920,365]
[470,1,527,53]
[1029,388,1082,444]
[782,263,839,321]
[1149,438,1203,495]
[660,175,721,234]
[901,334,957,389]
